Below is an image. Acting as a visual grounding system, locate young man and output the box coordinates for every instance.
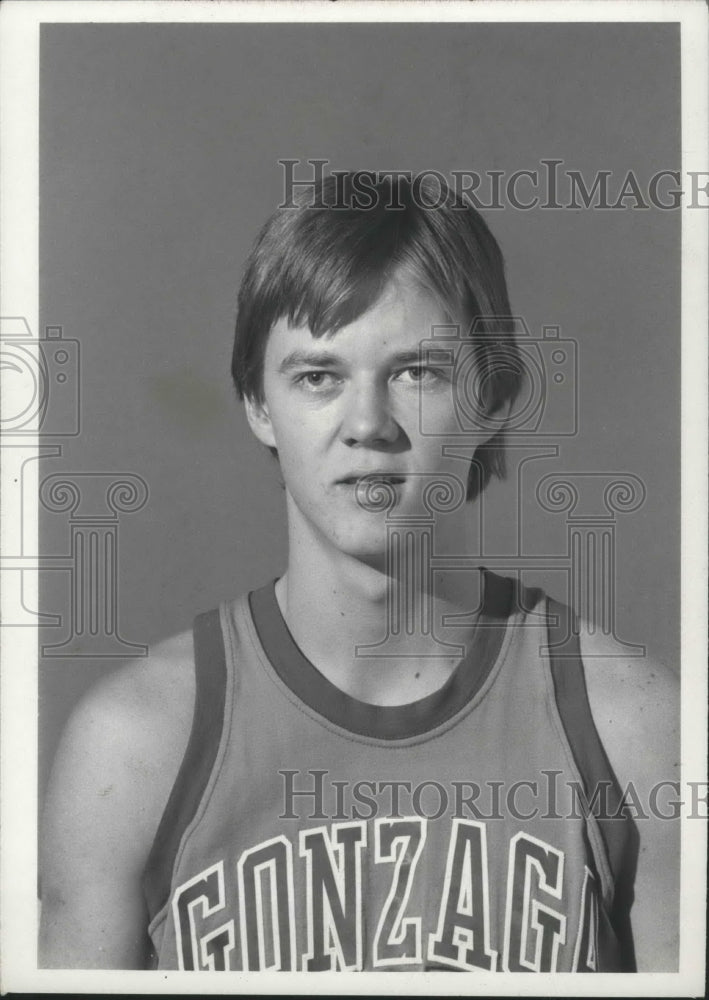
[39,174,678,972]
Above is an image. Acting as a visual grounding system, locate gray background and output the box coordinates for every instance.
[39,22,681,800]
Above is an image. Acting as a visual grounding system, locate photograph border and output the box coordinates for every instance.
[1,0,706,994]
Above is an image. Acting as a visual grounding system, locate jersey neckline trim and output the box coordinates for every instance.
[247,568,514,741]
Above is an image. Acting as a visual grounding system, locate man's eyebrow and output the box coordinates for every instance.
[389,349,427,367]
[276,347,427,374]
[277,349,344,374]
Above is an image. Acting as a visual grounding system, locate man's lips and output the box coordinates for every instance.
[336,473,407,485]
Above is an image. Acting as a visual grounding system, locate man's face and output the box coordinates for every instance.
[246,276,483,563]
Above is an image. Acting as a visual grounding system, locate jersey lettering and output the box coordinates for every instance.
[168,824,598,971]
[372,817,426,967]
[237,835,296,970]
[172,861,233,971]
[199,922,236,971]
[427,818,497,970]
[299,821,367,970]
[503,832,566,971]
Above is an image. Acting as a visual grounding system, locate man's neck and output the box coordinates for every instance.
[274,517,483,706]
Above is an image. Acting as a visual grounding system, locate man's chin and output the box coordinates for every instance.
[329,526,391,568]
[351,546,389,572]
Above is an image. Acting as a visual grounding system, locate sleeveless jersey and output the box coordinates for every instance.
[142,570,638,972]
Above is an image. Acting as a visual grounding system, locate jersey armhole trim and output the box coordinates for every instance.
[142,609,228,923]
[547,597,639,971]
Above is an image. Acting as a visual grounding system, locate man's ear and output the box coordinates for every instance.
[244,395,277,448]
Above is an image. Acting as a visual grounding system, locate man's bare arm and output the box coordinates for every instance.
[39,632,195,969]
[581,628,680,971]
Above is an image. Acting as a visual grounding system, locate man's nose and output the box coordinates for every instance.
[340,382,400,447]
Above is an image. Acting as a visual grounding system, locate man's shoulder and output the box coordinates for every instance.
[76,631,195,735]
[47,628,198,840]
[579,625,678,723]
[40,629,198,966]
[578,624,679,791]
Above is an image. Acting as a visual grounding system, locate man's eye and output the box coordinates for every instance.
[295,371,338,390]
[397,366,445,385]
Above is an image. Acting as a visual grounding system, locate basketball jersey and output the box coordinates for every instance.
[142,570,638,972]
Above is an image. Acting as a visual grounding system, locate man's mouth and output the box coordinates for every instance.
[337,473,407,486]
